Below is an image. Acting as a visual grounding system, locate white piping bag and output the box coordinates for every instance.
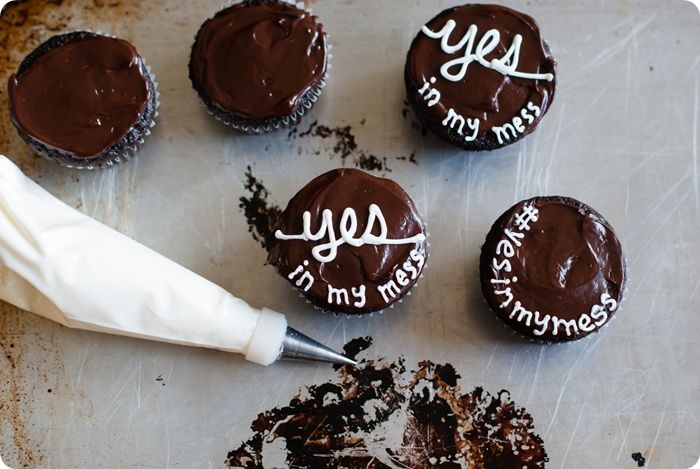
[0,155,353,366]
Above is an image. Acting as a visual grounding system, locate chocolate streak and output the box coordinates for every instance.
[405,4,556,150]
[190,0,327,120]
[8,32,151,158]
[238,166,282,251]
[226,337,548,468]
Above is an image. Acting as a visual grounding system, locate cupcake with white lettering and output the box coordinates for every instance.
[405,4,556,151]
[267,168,428,315]
[480,197,627,342]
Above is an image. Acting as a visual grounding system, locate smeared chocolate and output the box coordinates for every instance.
[342,336,373,361]
[297,120,358,162]
[226,339,547,468]
[8,32,152,158]
[290,120,419,172]
[480,196,627,342]
[267,169,427,314]
[405,4,556,151]
[189,0,327,120]
[238,166,282,250]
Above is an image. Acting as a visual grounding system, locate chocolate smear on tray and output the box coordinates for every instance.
[291,120,420,171]
[238,166,281,250]
[226,338,547,468]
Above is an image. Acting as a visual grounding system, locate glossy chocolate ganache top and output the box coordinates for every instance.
[8,33,151,158]
[268,169,427,314]
[480,197,626,342]
[406,4,556,150]
[190,0,327,120]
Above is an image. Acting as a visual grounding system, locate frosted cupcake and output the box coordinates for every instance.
[480,196,627,342]
[189,0,328,133]
[268,169,428,315]
[405,4,557,151]
[8,31,158,169]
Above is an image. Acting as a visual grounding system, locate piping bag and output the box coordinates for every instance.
[0,155,354,366]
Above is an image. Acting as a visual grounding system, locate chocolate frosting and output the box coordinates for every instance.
[268,169,427,314]
[8,33,150,158]
[190,0,327,120]
[480,197,626,342]
[405,4,556,150]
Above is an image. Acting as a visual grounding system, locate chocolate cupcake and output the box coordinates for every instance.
[405,4,556,151]
[268,169,428,315]
[480,197,627,342]
[189,0,328,133]
[8,31,158,169]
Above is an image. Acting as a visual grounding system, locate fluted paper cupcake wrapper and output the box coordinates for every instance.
[195,0,331,134]
[199,74,329,134]
[17,30,160,170]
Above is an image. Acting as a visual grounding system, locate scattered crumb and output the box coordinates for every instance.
[631,452,646,467]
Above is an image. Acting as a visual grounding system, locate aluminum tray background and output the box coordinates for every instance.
[0,0,699,467]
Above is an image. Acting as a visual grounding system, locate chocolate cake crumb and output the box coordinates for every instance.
[293,120,419,172]
[238,166,282,250]
[632,452,646,467]
[297,119,318,138]
[306,123,357,162]
[226,338,547,468]
[342,336,373,361]
[396,152,418,165]
[355,153,390,172]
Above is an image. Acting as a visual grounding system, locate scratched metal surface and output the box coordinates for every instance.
[0,0,699,467]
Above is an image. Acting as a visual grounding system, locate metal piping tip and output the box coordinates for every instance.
[281,327,357,366]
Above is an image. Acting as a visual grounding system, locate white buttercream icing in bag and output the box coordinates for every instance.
[0,155,286,365]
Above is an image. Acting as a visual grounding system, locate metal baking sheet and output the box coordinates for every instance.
[1,0,699,467]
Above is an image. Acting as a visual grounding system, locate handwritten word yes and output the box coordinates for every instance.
[276,205,426,263]
[422,20,554,83]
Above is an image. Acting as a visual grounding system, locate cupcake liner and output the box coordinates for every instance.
[11,31,159,170]
[201,74,328,134]
[191,0,331,134]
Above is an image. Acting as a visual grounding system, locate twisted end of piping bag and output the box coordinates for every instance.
[244,308,356,366]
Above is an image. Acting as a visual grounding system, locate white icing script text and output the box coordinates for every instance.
[490,204,618,337]
[492,102,541,144]
[275,204,427,263]
[421,20,554,83]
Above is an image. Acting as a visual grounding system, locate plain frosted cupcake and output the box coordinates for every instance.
[8,31,158,169]
[189,0,328,133]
